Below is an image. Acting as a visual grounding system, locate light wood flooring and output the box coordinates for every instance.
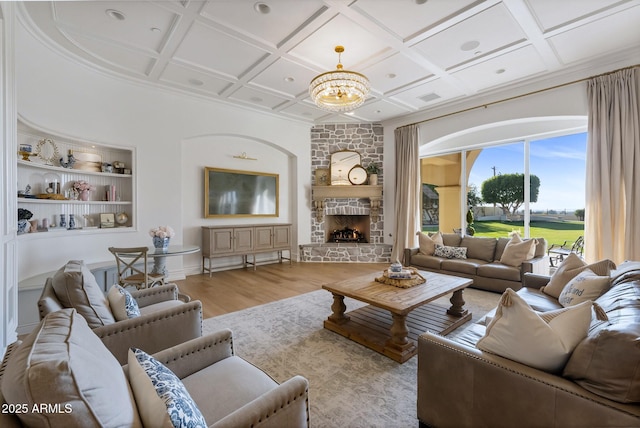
[174,262,389,319]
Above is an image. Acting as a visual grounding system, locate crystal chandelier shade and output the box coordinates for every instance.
[309,46,370,112]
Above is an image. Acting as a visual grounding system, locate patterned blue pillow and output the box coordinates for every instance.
[128,348,207,428]
[107,285,141,320]
[434,244,467,259]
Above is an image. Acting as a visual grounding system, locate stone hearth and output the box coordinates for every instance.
[299,243,392,262]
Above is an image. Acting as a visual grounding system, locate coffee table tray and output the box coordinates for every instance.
[375,268,426,288]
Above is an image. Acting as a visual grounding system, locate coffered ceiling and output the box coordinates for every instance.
[19,0,640,123]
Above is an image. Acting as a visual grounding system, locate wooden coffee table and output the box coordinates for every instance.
[322,270,472,363]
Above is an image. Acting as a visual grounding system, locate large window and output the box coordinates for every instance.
[421,133,586,248]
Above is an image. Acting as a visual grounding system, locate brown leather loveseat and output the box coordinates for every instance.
[417,260,640,427]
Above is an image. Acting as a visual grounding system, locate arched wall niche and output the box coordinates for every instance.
[180,133,299,270]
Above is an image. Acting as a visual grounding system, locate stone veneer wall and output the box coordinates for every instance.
[302,123,391,262]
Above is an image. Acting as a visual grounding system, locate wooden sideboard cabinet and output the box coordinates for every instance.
[202,224,291,275]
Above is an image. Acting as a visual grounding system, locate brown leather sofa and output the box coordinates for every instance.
[405,234,549,293]
[417,260,640,428]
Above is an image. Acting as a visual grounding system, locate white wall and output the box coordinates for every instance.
[15,20,311,283]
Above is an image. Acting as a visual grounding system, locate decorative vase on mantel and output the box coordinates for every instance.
[153,236,170,250]
[78,190,90,201]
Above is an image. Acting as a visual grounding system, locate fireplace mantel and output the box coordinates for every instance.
[312,185,383,222]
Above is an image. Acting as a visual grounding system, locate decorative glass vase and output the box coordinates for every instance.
[78,190,90,201]
[153,236,170,250]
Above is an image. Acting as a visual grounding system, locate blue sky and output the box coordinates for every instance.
[468,132,587,212]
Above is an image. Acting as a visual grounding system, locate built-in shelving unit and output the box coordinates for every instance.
[17,120,136,237]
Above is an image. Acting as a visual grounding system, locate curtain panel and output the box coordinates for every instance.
[392,124,421,263]
[585,67,640,264]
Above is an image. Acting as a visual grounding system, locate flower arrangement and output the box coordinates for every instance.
[149,225,175,239]
[73,180,95,192]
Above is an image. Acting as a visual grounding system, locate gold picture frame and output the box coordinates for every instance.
[205,167,279,218]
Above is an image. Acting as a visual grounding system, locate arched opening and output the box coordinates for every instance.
[420,116,587,257]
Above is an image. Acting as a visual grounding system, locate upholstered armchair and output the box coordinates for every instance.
[1,309,310,427]
[37,260,202,364]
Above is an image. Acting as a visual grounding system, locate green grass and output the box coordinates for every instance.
[423,220,584,247]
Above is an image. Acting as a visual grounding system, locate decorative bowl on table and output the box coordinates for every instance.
[375,267,426,288]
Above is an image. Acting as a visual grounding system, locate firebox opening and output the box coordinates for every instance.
[326,215,370,243]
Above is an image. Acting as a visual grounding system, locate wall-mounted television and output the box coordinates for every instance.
[204,167,279,218]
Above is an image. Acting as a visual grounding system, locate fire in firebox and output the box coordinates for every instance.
[331,227,367,243]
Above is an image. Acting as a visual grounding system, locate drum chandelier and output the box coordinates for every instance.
[309,46,370,112]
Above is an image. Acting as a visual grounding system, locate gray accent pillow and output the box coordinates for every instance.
[51,260,115,328]
[460,236,498,262]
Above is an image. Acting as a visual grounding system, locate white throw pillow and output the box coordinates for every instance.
[557,269,610,307]
[107,285,141,321]
[417,231,443,255]
[499,236,537,267]
[543,253,615,299]
[128,348,207,428]
[477,288,593,373]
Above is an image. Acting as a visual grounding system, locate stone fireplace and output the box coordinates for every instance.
[300,123,392,263]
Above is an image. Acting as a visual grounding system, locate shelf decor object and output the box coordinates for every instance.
[73,180,95,201]
[309,45,370,112]
[35,138,60,166]
[115,212,128,226]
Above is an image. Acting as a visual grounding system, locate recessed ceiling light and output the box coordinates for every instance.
[254,3,271,14]
[495,68,506,74]
[105,9,126,21]
[460,40,480,51]
[375,110,381,114]
[284,77,295,83]
[474,50,482,56]
[150,27,161,33]
[415,0,428,4]
[250,96,263,103]
[345,111,355,115]
[188,78,204,86]
[386,73,397,79]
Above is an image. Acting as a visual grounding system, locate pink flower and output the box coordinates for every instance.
[73,180,95,192]
[149,225,175,238]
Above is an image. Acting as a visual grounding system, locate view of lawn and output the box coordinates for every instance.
[423,220,584,248]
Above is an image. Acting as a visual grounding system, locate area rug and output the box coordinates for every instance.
[203,288,500,428]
